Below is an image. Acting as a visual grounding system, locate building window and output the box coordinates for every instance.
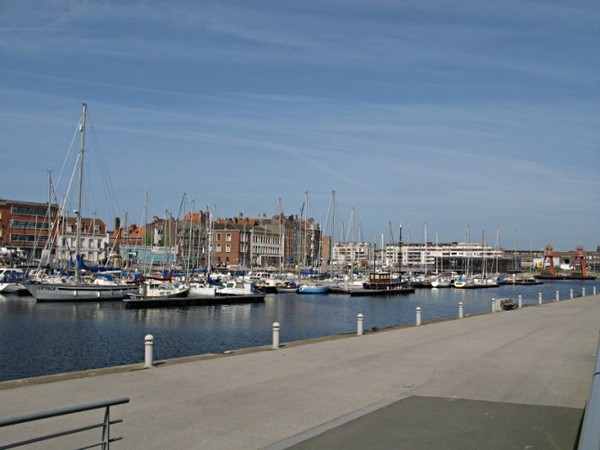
[216,244,222,252]
[216,233,221,241]
[226,233,232,241]
[225,244,231,253]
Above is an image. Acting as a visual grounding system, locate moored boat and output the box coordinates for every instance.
[501,275,543,285]
[298,284,329,294]
[362,272,406,290]
[216,280,257,296]
[26,104,139,302]
[0,268,27,294]
[275,281,299,293]
[189,280,218,297]
[26,279,139,301]
[430,276,452,288]
[127,279,190,300]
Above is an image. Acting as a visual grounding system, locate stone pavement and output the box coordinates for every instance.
[1,294,599,449]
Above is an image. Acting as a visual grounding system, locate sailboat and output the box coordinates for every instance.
[25,103,138,302]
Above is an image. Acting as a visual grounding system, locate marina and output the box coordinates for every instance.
[0,279,596,383]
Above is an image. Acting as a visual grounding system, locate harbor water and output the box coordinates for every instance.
[0,279,597,382]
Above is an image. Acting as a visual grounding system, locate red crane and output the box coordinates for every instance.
[571,246,589,278]
[540,244,558,277]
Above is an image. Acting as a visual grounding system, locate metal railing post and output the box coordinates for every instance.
[101,406,110,450]
[0,397,129,449]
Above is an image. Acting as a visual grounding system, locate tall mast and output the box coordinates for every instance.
[277,197,284,274]
[330,190,335,272]
[43,170,52,265]
[143,191,148,274]
[75,102,87,280]
[206,205,213,274]
[303,191,308,268]
[186,199,195,279]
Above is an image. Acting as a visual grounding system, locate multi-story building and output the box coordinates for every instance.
[398,242,512,273]
[176,211,210,269]
[249,225,282,268]
[0,199,58,262]
[210,213,321,270]
[210,216,283,270]
[55,216,109,265]
[332,241,515,274]
[331,242,373,271]
[211,222,251,269]
[112,215,179,268]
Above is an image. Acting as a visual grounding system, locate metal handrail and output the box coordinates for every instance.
[578,333,600,450]
[0,397,129,450]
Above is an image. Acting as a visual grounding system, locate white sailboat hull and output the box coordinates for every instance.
[26,282,138,302]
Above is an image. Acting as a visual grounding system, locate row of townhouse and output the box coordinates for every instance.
[173,213,324,270]
[0,199,324,270]
[111,212,325,270]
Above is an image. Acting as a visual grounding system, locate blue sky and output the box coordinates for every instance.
[1,0,598,251]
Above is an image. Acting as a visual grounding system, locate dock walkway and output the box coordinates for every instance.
[1,294,599,449]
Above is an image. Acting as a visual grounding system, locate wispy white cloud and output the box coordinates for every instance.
[1,0,596,89]
[0,0,597,249]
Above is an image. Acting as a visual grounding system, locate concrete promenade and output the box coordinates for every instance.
[1,294,599,449]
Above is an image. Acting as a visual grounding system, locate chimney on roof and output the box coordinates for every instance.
[114,217,121,230]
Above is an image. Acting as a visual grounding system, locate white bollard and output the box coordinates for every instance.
[594,286,597,295]
[518,295,522,308]
[491,298,496,313]
[144,334,154,368]
[272,322,280,349]
[582,288,586,297]
[570,289,573,300]
[416,307,422,326]
[458,302,464,319]
[538,292,543,305]
[357,313,364,336]
[344,275,349,291]
[555,290,560,302]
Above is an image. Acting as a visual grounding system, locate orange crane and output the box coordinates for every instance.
[540,244,558,277]
[571,246,589,278]
[537,244,596,280]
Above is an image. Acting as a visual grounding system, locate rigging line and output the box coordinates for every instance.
[87,114,122,220]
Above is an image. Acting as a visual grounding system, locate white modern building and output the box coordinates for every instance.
[332,241,509,273]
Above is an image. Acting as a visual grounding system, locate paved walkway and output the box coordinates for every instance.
[1,294,599,449]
